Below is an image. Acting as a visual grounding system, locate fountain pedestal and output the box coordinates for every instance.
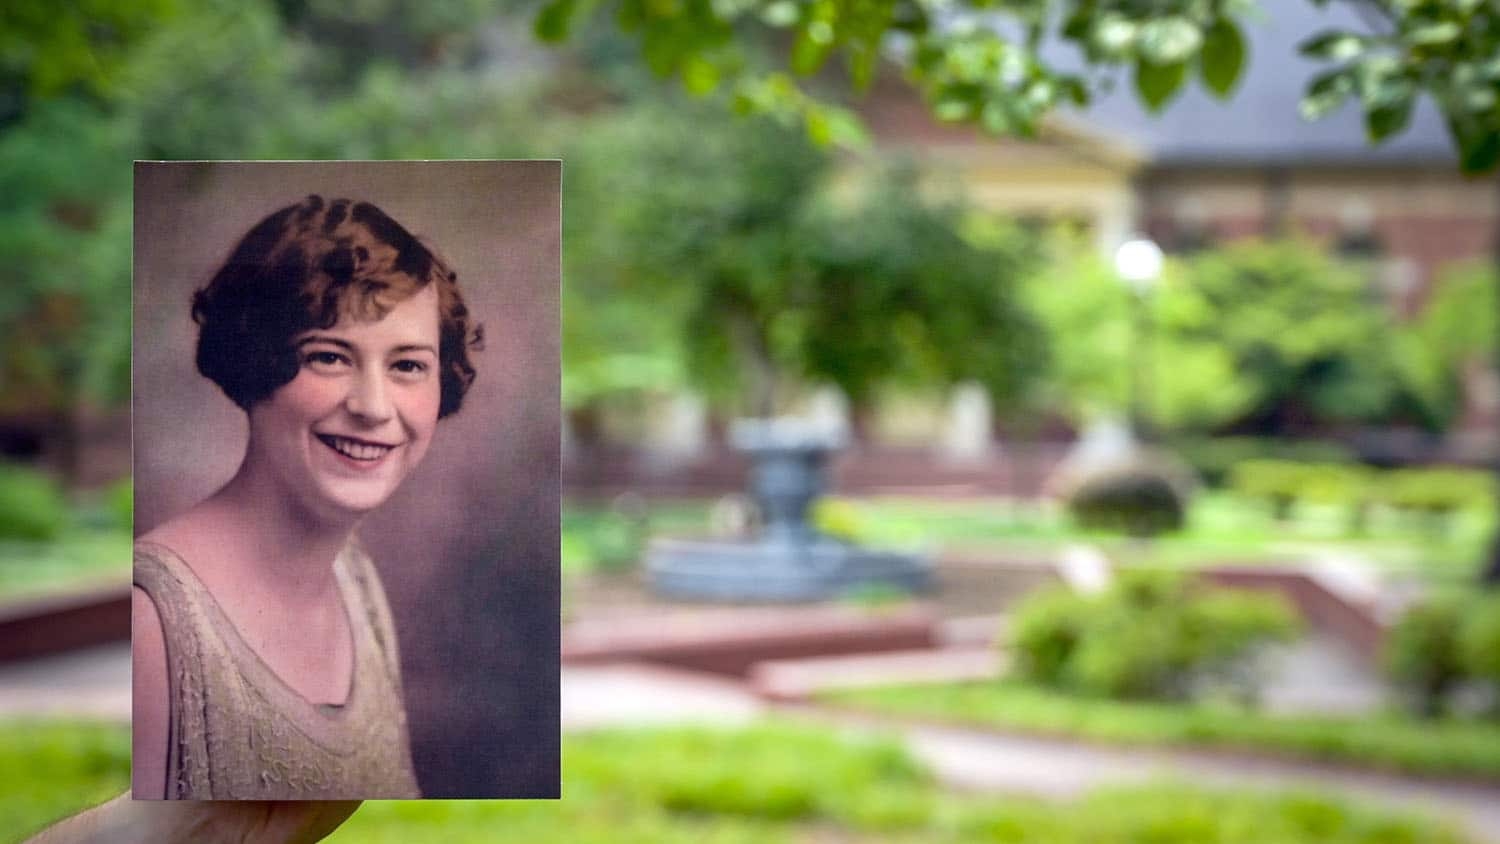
[647,418,931,602]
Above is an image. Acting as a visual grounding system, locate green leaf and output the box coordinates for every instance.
[934,97,972,122]
[761,0,799,27]
[1199,18,1246,99]
[1135,59,1188,112]
[806,108,833,145]
[533,0,578,42]
[1300,68,1354,121]
[889,0,928,35]
[821,108,870,148]
[981,100,1011,133]
[1465,85,1498,111]
[1059,76,1089,106]
[1091,15,1137,57]
[847,45,878,91]
[682,55,720,95]
[1456,124,1500,174]
[1138,17,1203,65]
[1406,22,1461,46]
[791,26,834,75]
[1364,92,1415,142]
[1300,30,1366,61]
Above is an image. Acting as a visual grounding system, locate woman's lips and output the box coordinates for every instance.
[315,433,399,463]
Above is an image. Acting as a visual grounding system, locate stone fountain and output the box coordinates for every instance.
[646,417,932,601]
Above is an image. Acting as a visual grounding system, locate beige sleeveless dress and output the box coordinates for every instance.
[134,540,422,799]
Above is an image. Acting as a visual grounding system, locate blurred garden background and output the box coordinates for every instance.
[4,0,1500,841]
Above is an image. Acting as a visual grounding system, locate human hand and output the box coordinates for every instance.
[27,792,361,844]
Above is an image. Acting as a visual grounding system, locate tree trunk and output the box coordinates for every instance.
[729,313,777,418]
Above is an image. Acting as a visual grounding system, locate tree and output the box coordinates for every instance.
[536,0,1500,173]
[1022,235,1429,435]
[1164,239,1434,434]
[563,96,1045,420]
[1020,241,1254,432]
[1399,260,1497,430]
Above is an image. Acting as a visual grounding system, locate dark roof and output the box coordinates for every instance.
[1053,1,1457,167]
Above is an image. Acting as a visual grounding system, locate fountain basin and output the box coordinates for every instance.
[648,536,931,602]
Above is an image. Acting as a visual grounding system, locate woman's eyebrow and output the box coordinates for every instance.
[296,335,353,350]
[390,343,438,356]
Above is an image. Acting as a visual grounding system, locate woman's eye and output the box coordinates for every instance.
[303,351,349,370]
[391,360,429,376]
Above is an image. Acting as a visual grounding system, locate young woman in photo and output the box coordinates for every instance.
[131,195,481,800]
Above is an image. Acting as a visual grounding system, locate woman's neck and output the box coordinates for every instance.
[194,460,356,606]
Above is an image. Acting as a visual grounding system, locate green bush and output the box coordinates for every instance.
[1010,569,1301,701]
[107,478,133,534]
[560,501,647,574]
[1176,438,1355,488]
[1228,459,1314,521]
[1227,461,1491,537]
[812,497,864,543]
[1064,462,1188,538]
[1383,593,1473,718]
[0,464,69,541]
[1383,468,1493,536]
[1009,588,1092,686]
[1457,593,1500,697]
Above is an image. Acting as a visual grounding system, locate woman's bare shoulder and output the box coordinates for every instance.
[136,509,205,554]
[136,505,236,569]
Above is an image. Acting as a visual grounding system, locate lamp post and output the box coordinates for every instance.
[1114,237,1163,444]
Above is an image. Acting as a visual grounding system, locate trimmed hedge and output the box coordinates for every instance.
[0,464,68,541]
[1010,568,1300,701]
[1387,589,1500,718]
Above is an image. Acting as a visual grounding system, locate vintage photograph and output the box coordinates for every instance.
[131,161,559,800]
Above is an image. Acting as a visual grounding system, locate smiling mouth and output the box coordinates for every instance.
[316,433,398,462]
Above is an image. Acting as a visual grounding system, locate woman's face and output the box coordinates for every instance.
[246,284,443,521]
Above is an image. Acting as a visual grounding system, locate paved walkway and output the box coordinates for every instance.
[0,643,131,720]
[4,649,1497,843]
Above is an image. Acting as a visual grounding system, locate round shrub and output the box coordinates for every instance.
[0,463,68,541]
[1009,588,1092,686]
[1458,593,1500,692]
[1063,461,1189,538]
[1383,593,1471,718]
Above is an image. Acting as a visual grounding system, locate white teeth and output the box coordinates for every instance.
[324,435,393,461]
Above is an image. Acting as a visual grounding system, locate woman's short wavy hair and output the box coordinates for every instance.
[192,195,482,418]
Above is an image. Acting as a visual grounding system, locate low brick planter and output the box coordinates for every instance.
[1199,565,1386,660]
[563,603,941,677]
[0,584,131,663]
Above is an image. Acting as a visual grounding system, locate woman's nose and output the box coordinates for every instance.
[344,368,394,424]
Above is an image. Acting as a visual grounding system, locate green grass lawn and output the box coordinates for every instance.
[0,529,130,603]
[0,721,134,841]
[563,492,1492,582]
[824,679,1500,780]
[2,720,1475,843]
